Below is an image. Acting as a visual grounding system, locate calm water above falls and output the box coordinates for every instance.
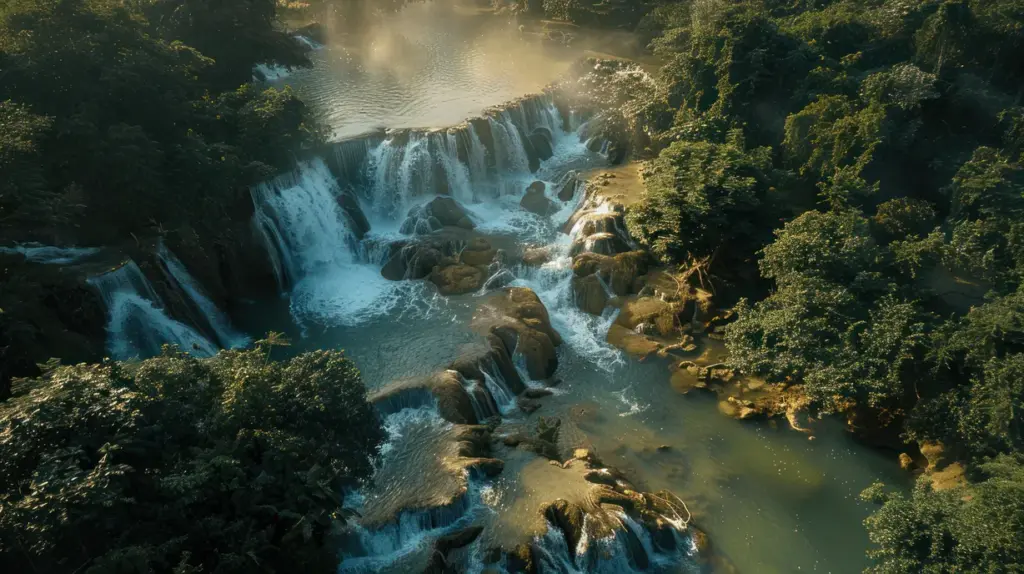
[236,5,909,572]
[275,3,585,139]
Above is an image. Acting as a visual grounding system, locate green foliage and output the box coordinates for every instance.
[863,455,1024,573]
[0,344,385,574]
[625,131,773,263]
[872,197,937,242]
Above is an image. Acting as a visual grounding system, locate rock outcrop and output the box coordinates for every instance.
[520,181,558,216]
[474,287,562,381]
[430,263,484,295]
[401,196,475,234]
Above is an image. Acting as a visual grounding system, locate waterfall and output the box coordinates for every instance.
[89,261,218,360]
[464,123,489,187]
[0,243,100,264]
[481,362,517,415]
[488,112,530,174]
[250,158,409,327]
[156,244,250,350]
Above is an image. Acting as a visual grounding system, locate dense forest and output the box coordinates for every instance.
[610,0,1024,571]
[3,0,1024,572]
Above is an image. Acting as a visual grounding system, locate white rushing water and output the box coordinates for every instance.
[89,261,219,360]
[0,242,100,264]
[156,243,251,350]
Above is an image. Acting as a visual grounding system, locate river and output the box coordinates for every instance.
[103,2,908,572]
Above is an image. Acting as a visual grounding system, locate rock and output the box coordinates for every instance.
[522,387,554,399]
[498,287,563,347]
[570,231,631,257]
[543,500,586,560]
[520,181,557,216]
[572,273,609,315]
[430,264,484,295]
[493,323,558,380]
[461,237,496,266]
[518,397,542,414]
[449,339,527,395]
[572,251,648,296]
[436,526,484,554]
[507,543,538,574]
[616,297,682,338]
[338,192,371,239]
[380,241,443,280]
[466,458,505,477]
[431,371,482,424]
[607,324,661,359]
[522,246,552,267]
[403,196,475,233]
[529,130,553,161]
[555,171,579,202]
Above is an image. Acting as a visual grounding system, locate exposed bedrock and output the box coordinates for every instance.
[401,196,476,235]
[369,371,481,424]
[473,287,562,381]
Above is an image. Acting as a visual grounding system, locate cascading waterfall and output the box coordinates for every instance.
[156,243,250,350]
[89,261,218,360]
[0,243,100,264]
[488,112,530,174]
[251,157,406,327]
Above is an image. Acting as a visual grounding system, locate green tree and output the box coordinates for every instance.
[0,344,385,574]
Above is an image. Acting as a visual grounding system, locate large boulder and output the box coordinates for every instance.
[338,192,371,239]
[499,287,562,346]
[570,231,631,257]
[449,336,527,395]
[402,196,475,234]
[492,322,558,380]
[572,251,648,296]
[616,296,685,338]
[572,273,609,315]
[520,181,558,216]
[461,237,496,266]
[381,241,444,280]
[521,246,552,267]
[430,263,484,295]
[529,128,554,161]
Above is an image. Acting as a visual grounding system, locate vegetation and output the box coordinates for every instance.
[0,0,325,396]
[624,0,1024,570]
[0,340,385,574]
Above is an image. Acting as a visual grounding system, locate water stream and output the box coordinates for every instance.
[111,4,908,571]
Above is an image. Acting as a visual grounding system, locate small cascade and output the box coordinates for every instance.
[253,63,291,82]
[89,261,218,360]
[481,362,517,415]
[464,123,489,187]
[0,243,100,264]
[293,34,323,50]
[156,244,250,350]
[251,157,405,327]
[488,112,530,174]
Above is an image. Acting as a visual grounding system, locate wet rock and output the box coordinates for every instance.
[507,543,538,574]
[556,171,580,202]
[570,231,631,257]
[461,237,496,266]
[337,192,371,239]
[607,324,661,359]
[430,263,484,295]
[493,323,558,380]
[437,526,484,554]
[521,246,552,267]
[571,251,648,296]
[529,129,553,161]
[572,273,609,315]
[369,372,479,424]
[518,397,542,414]
[542,500,586,560]
[497,287,563,346]
[520,181,557,216]
[380,241,443,280]
[449,339,527,395]
[403,196,475,233]
[522,387,554,399]
[466,457,505,477]
[616,297,684,338]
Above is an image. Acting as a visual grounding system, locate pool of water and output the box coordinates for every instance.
[275,2,578,139]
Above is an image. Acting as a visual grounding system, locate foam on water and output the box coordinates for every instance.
[253,63,291,82]
[251,158,413,328]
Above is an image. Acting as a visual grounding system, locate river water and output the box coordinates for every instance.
[171,3,908,571]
